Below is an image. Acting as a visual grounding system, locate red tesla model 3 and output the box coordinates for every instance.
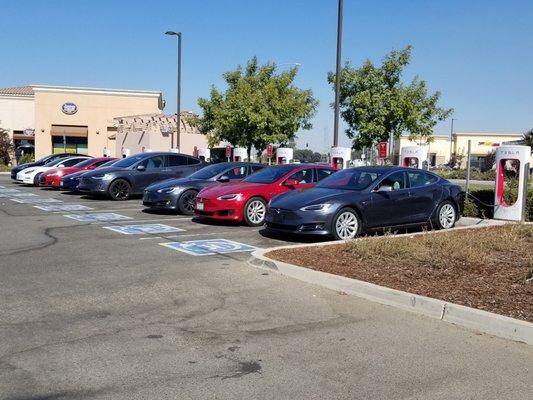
[41,157,117,188]
[194,164,336,226]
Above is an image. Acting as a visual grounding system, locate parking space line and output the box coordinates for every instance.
[93,217,193,224]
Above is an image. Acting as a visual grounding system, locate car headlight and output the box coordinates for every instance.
[92,173,113,180]
[157,187,179,194]
[299,203,332,212]
[217,193,241,200]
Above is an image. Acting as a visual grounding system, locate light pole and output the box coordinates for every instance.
[333,0,343,147]
[165,31,182,151]
[449,118,456,163]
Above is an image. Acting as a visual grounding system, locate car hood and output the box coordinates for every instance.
[270,187,355,209]
[82,166,127,177]
[63,170,86,179]
[12,161,39,172]
[42,167,61,176]
[198,181,265,198]
[145,177,210,192]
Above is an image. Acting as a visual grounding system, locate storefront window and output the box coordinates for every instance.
[52,136,88,155]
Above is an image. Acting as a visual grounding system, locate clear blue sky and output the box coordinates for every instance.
[1,0,531,152]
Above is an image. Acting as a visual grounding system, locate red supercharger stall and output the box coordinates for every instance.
[330,147,352,170]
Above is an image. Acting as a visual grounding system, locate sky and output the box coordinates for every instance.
[1,0,531,152]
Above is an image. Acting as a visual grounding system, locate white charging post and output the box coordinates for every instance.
[399,146,429,169]
[493,145,531,222]
[232,147,247,162]
[276,148,293,164]
[330,147,352,170]
[197,148,210,162]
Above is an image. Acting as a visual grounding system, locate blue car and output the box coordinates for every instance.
[60,159,119,191]
[265,166,464,240]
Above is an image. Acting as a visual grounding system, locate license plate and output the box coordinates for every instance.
[196,202,204,211]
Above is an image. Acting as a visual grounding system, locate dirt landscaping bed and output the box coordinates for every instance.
[267,225,533,322]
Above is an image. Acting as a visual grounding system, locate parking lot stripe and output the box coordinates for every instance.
[95,217,193,224]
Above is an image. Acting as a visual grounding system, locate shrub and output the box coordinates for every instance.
[464,185,532,222]
[19,153,34,164]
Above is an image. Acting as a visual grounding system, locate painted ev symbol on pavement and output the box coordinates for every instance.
[10,197,63,204]
[0,188,20,193]
[34,204,93,211]
[160,239,258,256]
[63,213,132,222]
[103,224,184,235]
[8,192,38,197]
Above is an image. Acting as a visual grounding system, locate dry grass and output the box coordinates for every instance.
[267,225,533,322]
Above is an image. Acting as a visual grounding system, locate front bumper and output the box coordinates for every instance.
[193,197,241,221]
[16,172,34,184]
[60,177,81,191]
[264,207,332,235]
[142,191,178,209]
[77,177,110,194]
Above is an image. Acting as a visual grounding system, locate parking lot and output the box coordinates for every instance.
[1,174,532,400]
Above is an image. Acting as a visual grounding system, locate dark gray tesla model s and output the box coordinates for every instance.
[78,152,205,200]
[142,162,264,214]
[265,166,464,240]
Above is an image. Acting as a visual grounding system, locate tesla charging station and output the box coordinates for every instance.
[197,148,210,162]
[233,147,247,162]
[493,145,531,222]
[276,147,293,164]
[330,147,352,170]
[400,146,428,169]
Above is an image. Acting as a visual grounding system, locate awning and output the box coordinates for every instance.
[50,125,88,137]
[13,133,35,140]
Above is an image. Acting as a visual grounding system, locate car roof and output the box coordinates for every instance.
[212,162,263,167]
[132,151,200,158]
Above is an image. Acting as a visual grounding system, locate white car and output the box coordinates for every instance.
[16,156,91,185]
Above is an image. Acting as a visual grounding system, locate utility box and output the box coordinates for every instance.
[400,146,428,169]
[330,147,352,170]
[197,148,210,162]
[493,145,531,222]
[233,147,247,162]
[276,147,293,164]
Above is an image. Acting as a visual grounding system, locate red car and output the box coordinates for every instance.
[195,164,336,226]
[40,157,116,188]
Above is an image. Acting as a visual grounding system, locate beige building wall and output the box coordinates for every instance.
[0,96,34,136]
[453,132,523,162]
[398,135,451,165]
[33,86,162,159]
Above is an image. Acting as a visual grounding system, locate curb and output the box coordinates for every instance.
[0,172,10,175]
[249,225,533,345]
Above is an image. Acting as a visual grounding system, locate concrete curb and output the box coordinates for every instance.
[249,224,533,345]
[0,172,10,175]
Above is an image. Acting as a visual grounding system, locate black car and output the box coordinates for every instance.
[60,159,119,192]
[143,162,264,214]
[10,153,87,180]
[265,166,464,240]
[78,152,205,200]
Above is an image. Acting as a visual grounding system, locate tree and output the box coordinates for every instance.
[191,56,318,159]
[293,149,322,162]
[523,128,533,147]
[328,46,453,150]
[0,127,14,165]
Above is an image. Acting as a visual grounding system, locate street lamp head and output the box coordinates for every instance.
[165,31,180,36]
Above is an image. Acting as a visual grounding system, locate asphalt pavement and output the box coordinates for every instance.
[0,176,531,400]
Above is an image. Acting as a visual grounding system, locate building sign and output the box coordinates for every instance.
[23,128,35,136]
[61,102,78,115]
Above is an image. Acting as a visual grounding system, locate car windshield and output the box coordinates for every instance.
[189,163,234,180]
[317,168,382,190]
[112,155,145,168]
[243,164,297,184]
[98,159,118,168]
[44,157,67,167]
[72,159,96,168]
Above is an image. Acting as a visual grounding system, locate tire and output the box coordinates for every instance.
[331,207,362,240]
[177,189,198,215]
[108,179,131,201]
[243,197,267,227]
[434,200,457,230]
[33,173,42,186]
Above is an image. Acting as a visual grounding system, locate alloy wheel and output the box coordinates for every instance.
[335,211,359,240]
[247,200,266,225]
[110,180,130,200]
[182,192,196,213]
[439,203,456,229]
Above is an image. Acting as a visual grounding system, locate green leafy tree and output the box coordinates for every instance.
[523,128,533,147]
[0,127,14,165]
[191,57,318,159]
[328,46,453,150]
[293,149,322,162]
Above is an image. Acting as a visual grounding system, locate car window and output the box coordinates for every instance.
[377,172,407,191]
[62,158,86,167]
[408,171,438,188]
[167,155,188,166]
[316,168,335,182]
[249,165,264,174]
[288,168,313,184]
[224,166,247,180]
[139,156,164,170]
[187,157,200,165]
[93,159,112,167]
[317,169,381,190]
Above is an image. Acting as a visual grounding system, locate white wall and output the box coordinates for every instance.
[0,96,35,137]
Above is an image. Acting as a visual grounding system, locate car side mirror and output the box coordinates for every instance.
[136,165,146,171]
[283,178,299,187]
[217,175,230,183]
